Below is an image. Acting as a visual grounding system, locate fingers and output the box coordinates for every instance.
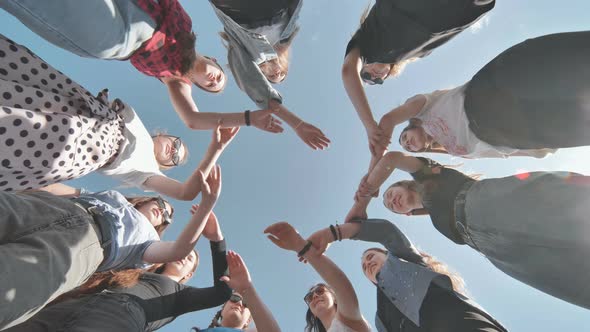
[190,204,199,215]
[266,234,284,248]
[263,221,289,235]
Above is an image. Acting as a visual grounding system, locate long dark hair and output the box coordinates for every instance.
[305,283,337,332]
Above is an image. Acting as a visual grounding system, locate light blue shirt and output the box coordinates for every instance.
[74,190,159,271]
[210,0,302,108]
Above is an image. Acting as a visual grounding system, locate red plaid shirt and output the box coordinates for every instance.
[130,0,192,84]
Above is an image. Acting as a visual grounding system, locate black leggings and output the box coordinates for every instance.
[211,0,298,26]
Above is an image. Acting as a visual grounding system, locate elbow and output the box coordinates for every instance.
[185,120,202,131]
[383,151,404,164]
[341,62,356,78]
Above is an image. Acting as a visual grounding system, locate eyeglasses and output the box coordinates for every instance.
[229,293,247,307]
[155,196,172,225]
[303,285,327,305]
[163,136,182,167]
[360,71,386,85]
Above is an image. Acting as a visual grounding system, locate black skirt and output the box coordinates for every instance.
[465,31,590,149]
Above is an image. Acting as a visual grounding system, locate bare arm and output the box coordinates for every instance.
[342,48,376,132]
[164,78,246,130]
[144,126,238,200]
[35,183,81,197]
[265,223,370,331]
[270,100,331,150]
[221,251,281,332]
[378,95,426,150]
[143,166,221,264]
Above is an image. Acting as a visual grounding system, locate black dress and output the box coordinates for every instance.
[465,31,590,149]
[345,0,495,64]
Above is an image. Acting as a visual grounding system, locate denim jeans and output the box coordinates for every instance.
[0,0,156,59]
[0,191,104,330]
[4,292,146,332]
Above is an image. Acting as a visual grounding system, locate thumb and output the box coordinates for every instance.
[220,276,230,283]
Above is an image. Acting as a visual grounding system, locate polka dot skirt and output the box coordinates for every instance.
[0,34,125,191]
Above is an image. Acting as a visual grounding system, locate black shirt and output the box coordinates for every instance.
[345,0,495,64]
[410,157,474,244]
[111,240,232,331]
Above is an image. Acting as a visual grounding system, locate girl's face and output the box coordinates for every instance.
[361,250,387,283]
[259,59,286,83]
[399,127,428,152]
[152,135,186,167]
[360,63,392,84]
[136,199,173,228]
[306,285,336,317]
[191,57,226,92]
[383,185,422,214]
[220,293,252,328]
[163,250,198,282]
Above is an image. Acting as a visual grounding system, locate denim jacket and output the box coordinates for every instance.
[210,0,302,108]
[351,219,505,331]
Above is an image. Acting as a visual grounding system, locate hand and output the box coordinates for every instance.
[199,165,222,207]
[264,221,307,252]
[306,228,334,255]
[344,204,368,223]
[190,205,223,241]
[251,109,284,134]
[294,122,331,150]
[220,251,253,293]
[367,122,390,157]
[356,174,379,198]
[212,123,240,150]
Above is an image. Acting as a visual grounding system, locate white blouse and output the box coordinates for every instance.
[414,85,555,158]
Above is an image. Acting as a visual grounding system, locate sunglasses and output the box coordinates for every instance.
[164,136,183,167]
[360,71,386,85]
[155,196,172,225]
[229,293,247,307]
[303,286,328,305]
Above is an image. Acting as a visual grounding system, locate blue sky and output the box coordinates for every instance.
[2,1,590,331]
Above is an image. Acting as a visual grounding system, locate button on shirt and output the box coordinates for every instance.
[74,190,159,271]
[209,0,303,108]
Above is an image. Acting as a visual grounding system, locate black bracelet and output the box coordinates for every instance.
[335,224,343,241]
[297,240,313,258]
[329,225,338,241]
[244,110,251,126]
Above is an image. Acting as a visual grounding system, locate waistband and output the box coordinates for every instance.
[73,202,113,255]
[453,181,479,249]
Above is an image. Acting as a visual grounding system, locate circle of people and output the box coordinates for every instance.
[0,1,588,331]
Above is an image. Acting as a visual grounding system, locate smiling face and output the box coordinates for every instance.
[136,198,173,229]
[360,63,392,85]
[162,250,199,283]
[259,59,287,83]
[399,126,428,152]
[152,135,187,168]
[361,249,387,284]
[305,284,336,318]
[190,56,226,92]
[220,293,252,328]
[383,183,423,214]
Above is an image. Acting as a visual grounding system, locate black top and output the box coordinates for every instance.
[111,240,232,331]
[378,284,505,332]
[410,157,474,244]
[345,0,495,64]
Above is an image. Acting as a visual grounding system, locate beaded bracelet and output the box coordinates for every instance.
[297,240,313,258]
[329,225,338,241]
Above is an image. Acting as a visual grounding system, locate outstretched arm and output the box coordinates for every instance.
[144,125,239,200]
[221,251,281,332]
[269,100,331,150]
[143,166,221,264]
[265,222,370,332]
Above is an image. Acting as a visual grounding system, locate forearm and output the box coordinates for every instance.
[211,239,229,285]
[365,153,398,192]
[242,285,281,332]
[269,100,300,128]
[342,51,376,128]
[178,145,223,199]
[36,183,81,197]
[183,111,247,130]
[173,202,215,256]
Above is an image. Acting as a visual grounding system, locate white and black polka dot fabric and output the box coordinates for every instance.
[0,34,125,191]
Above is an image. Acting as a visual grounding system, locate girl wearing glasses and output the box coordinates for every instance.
[306,219,507,332]
[0,163,222,329]
[0,0,290,135]
[192,252,280,332]
[346,151,590,310]
[265,222,371,332]
[373,31,590,160]
[0,35,237,200]
[6,210,234,332]
[341,0,494,157]
[209,0,330,150]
